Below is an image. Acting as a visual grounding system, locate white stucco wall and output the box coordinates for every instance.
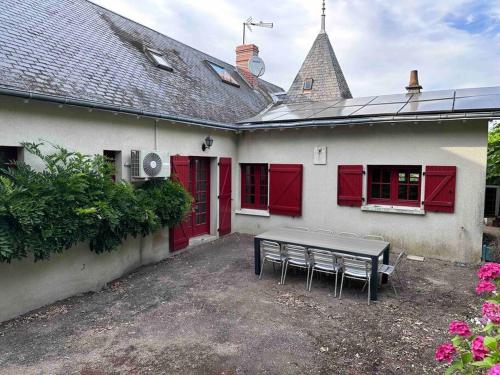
[0,95,489,321]
[234,121,488,263]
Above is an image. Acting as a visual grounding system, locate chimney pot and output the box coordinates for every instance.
[406,70,422,94]
[236,44,259,88]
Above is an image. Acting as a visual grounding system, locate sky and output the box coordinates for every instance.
[91,0,500,97]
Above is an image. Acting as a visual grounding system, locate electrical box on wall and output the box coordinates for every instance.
[313,146,327,165]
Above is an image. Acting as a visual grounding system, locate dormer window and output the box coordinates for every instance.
[303,78,314,91]
[146,48,173,72]
[207,61,240,87]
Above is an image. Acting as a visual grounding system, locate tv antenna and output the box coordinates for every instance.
[242,17,273,45]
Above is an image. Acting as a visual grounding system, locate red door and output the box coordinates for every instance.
[218,158,232,236]
[169,155,191,251]
[190,157,210,237]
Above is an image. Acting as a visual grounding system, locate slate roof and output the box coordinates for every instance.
[285,31,352,103]
[0,0,283,124]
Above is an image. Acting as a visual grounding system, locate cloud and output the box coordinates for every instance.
[91,0,500,96]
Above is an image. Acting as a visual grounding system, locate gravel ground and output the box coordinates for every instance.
[0,234,480,374]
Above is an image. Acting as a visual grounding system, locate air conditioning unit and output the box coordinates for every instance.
[130,150,170,179]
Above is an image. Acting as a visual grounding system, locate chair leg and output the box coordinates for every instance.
[390,277,398,297]
[361,281,367,293]
[339,272,345,300]
[259,258,266,280]
[282,261,289,285]
[306,266,310,290]
[280,262,285,284]
[334,271,338,298]
[308,268,314,291]
[367,277,371,306]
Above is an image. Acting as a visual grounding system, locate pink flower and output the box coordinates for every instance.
[483,302,500,323]
[489,364,500,375]
[471,336,489,360]
[478,263,500,281]
[435,343,456,363]
[448,320,472,337]
[477,280,496,294]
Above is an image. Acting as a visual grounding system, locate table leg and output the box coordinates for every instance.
[254,237,261,275]
[382,245,390,284]
[370,256,378,301]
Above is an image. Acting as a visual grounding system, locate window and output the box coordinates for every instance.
[103,150,121,182]
[368,165,422,206]
[303,78,314,91]
[207,61,240,87]
[146,49,173,71]
[0,146,20,169]
[241,164,268,210]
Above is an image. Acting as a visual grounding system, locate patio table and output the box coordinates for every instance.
[254,227,390,301]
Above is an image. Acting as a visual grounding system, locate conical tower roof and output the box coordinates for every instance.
[285,2,352,103]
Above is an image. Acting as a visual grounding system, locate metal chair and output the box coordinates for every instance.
[363,235,384,241]
[308,248,343,296]
[336,232,360,238]
[286,225,310,232]
[363,235,385,263]
[259,240,286,283]
[314,229,335,235]
[282,244,310,289]
[339,254,373,305]
[378,251,405,296]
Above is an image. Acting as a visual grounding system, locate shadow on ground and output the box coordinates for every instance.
[0,234,480,374]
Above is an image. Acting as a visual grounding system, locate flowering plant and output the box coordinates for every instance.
[436,263,500,374]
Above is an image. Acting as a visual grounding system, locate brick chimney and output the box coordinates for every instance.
[236,44,259,88]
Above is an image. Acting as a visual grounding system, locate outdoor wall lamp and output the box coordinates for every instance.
[202,135,214,151]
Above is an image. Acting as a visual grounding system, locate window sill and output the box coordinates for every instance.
[361,204,425,215]
[235,208,270,217]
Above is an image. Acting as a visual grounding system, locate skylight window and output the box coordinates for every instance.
[207,61,240,87]
[146,48,173,72]
[303,78,314,91]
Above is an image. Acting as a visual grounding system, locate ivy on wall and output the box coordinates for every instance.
[0,142,192,263]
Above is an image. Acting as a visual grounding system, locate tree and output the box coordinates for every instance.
[487,122,500,186]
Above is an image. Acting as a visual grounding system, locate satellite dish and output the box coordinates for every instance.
[248,56,265,77]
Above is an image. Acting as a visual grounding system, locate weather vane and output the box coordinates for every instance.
[242,17,273,45]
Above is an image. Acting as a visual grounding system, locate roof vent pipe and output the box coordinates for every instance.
[406,70,422,94]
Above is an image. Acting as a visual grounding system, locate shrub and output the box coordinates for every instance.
[436,263,500,374]
[0,142,191,262]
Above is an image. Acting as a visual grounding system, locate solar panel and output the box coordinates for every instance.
[455,87,500,98]
[409,90,455,102]
[352,103,406,116]
[399,99,454,113]
[454,95,500,111]
[314,106,364,118]
[369,93,411,105]
[300,100,342,111]
[272,109,325,121]
[332,96,376,107]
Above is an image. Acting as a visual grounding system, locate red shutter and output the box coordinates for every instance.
[337,165,363,207]
[424,166,456,213]
[169,155,192,251]
[269,164,303,216]
[218,157,232,236]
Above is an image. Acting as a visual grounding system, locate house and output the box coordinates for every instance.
[0,0,498,273]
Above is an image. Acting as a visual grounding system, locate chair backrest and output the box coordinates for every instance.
[394,251,405,268]
[284,244,308,263]
[363,234,385,241]
[337,232,360,238]
[261,240,281,258]
[286,225,310,232]
[314,229,334,235]
[341,254,371,277]
[310,248,336,268]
